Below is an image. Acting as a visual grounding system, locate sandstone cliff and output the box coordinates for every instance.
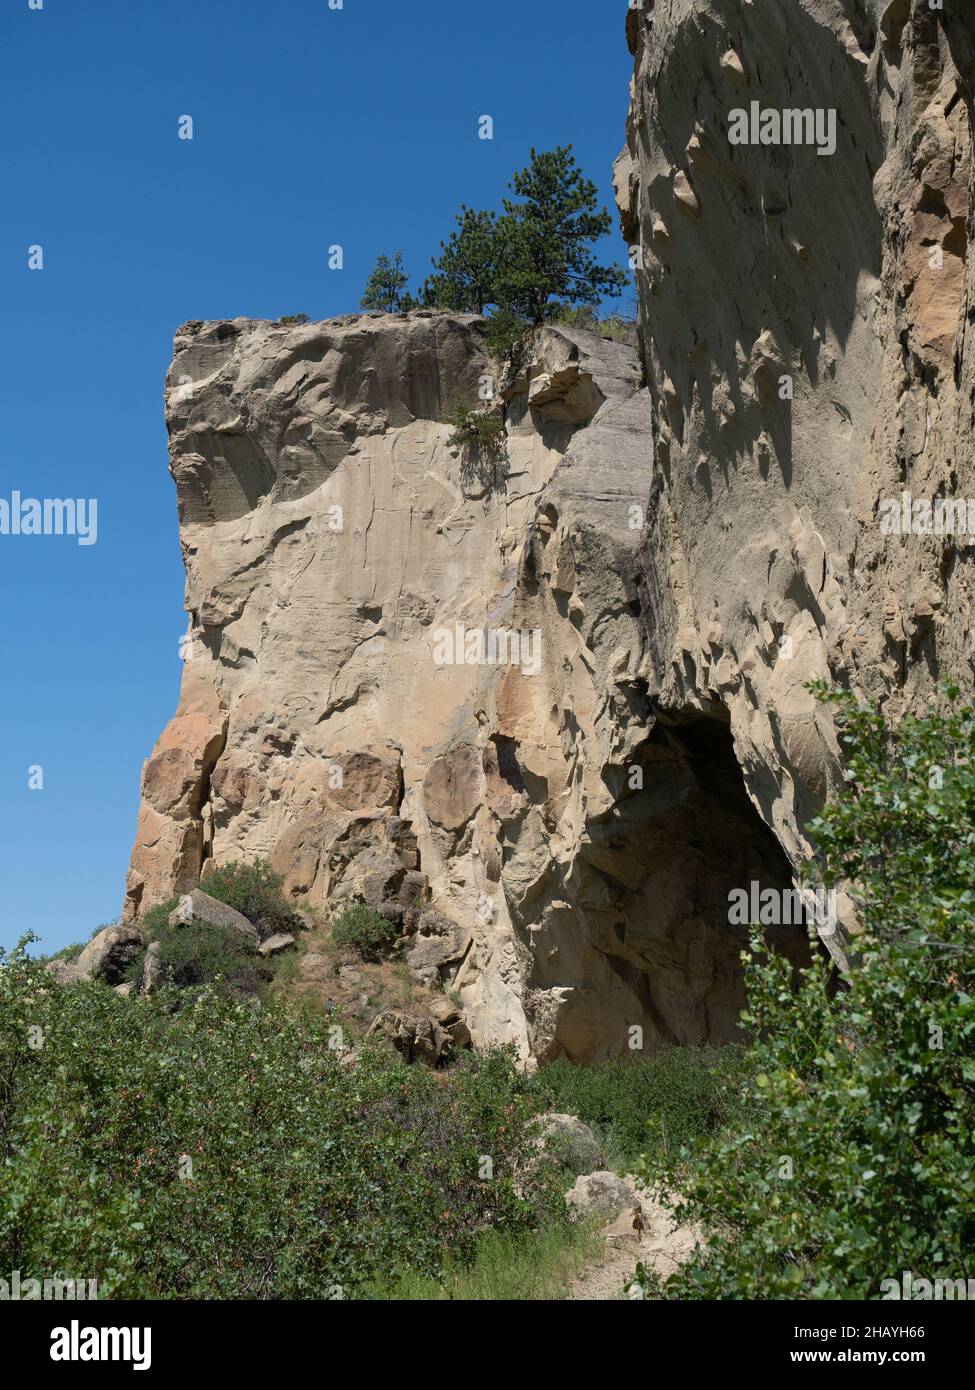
[616,0,973,932]
[125,0,973,1063]
[125,309,809,1059]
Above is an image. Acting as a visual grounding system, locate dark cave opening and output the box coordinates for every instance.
[530,710,816,1061]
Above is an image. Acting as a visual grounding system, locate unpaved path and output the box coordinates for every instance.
[568,1188,698,1301]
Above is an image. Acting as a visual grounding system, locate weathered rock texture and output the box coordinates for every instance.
[126,309,803,1059]
[616,0,974,938]
[125,2,972,1062]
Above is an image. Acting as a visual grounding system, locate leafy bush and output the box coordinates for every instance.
[639,686,975,1299]
[147,921,268,996]
[374,1218,601,1300]
[200,859,297,939]
[126,893,268,997]
[278,313,310,325]
[0,942,563,1298]
[330,901,399,962]
[51,942,84,962]
[138,897,178,938]
[531,1048,749,1170]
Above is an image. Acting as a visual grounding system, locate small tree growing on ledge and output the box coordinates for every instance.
[360,251,415,312]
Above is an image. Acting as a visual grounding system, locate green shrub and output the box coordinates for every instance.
[480,308,531,364]
[149,920,268,996]
[330,901,399,962]
[139,897,178,938]
[531,1048,749,1170]
[278,313,310,325]
[445,406,506,453]
[373,1218,601,1300]
[0,943,561,1298]
[549,302,637,345]
[639,685,975,1299]
[200,859,297,939]
[127,893,267,996]
[53,942,84,962]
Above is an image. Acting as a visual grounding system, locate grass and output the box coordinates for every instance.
[370,1218,603,1301]
[548,303,638,345]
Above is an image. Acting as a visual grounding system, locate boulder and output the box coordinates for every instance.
[141,940,164,994]
[257,932,296,957]
[300,952,330,982]
[427,993,462,1026]
[405,911,471,982]
[537,1113,606,1175]
[565,1171,641,1222]
[75,923,147,985]
[45,957,88,986]
[169,889,258,948]
[367,1009,451,1067]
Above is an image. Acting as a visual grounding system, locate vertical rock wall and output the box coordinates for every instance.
[617,0,973,935]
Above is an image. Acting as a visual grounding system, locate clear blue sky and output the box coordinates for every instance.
[0,0,632,955]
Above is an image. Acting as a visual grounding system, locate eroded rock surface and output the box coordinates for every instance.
[125,3,972,1063]
[128,310,764,1060]
[617,0,974,946]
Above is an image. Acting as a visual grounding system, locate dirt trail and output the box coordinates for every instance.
[568,1189,698,1301]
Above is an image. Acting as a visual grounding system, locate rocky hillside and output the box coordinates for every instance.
[124,0,972,1065]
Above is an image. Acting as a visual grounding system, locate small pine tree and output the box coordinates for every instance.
[360,251,412,312]
[423,206,499,314]
[493,146,627,325]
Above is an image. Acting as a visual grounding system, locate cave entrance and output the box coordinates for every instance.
[539,709,814,1061]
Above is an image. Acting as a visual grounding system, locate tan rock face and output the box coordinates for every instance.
[617,1,975,953]
[128,7,973,1067]
[133,310,780,1060]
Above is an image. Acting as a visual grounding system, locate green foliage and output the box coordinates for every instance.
[493,146,627,325]
[531,1048,749,1169]
[278,313,310,325]
[423,207,499,314]
[200,859,297,939]
[53,942,84,962]
[0,943,562,1298]
[330,901,399,962]
[444,406,506,452]
[373,1217,601,1300]
[444,405,508,495]
[480,308,532,363]
[356,150,626,365]
[360,251,412,312]
[141,920,269,996]
[139,897,179,939]
[131,879,280,996]
[549,302,637,344]
[641,686,975,1299]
